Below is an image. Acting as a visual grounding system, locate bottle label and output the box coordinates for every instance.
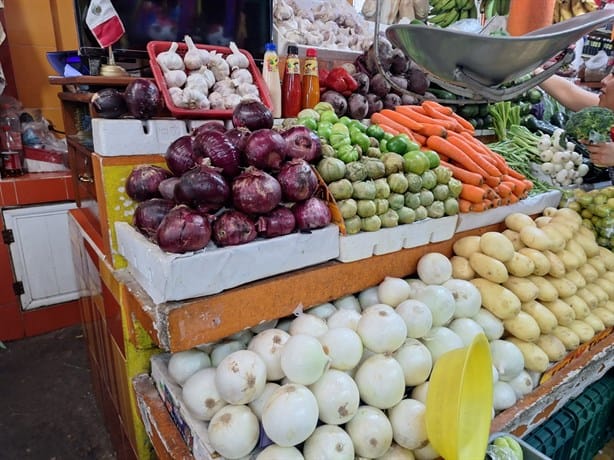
[265,54,279,73]
[286,57,300,75]
[303,58,318,77]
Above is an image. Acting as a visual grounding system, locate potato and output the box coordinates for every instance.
[506,338,549,372]
[595,278,614,299]
[553,207,583,226]
[565,270,587,289]
[503,311,541,342]
[583,313,605,333]
[541,226,566,252]
[550,215,581,233]
[576,233,600,257]
[536,334,567,362]
[534,216,552,228]
[522,300,558,334]
[597,246,614,271]
[505,212,536,232]
[451,256,475,280]
[605,300,614,314]
[453,236,481,258]
[542,207,559,217]
[561,295,590,320]
[504,252,535,278]
[469,253,509,283]
[569,320,596,343]
[519,226,552,251]
[542,299,576,326]
[543,250,566,278]
[479,232,515,262]
[502,277,539,302]
[587,256,606,276]
[518,248,551,276]
[576,287,599,309]
[578,224,597,239]
[556,249,581,272]
[585,283,609,307]
[552,326,580,350]
[592,307,614,327]
[544,276,577,298]
[565,239,587,265]
[502,229,524,251]
[545,222,573,241]
[601,271,614,285]
[470,278,521,320]
[528,275,559,302]
[577,263,599,283]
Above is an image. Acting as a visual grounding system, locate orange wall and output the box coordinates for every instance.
[3,0,78,131]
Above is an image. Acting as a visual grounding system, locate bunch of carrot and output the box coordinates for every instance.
[371,101,533,213]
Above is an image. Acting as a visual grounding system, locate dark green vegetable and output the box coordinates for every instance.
[564,106,614,143]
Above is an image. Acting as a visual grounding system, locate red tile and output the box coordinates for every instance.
[0,181,17,205]
[22,300,81,337]
[0,301,24,341]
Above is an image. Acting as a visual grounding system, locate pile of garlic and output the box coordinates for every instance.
[155,36,261,111]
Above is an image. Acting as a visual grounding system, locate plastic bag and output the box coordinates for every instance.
[586,50,609,71]
[21,110,67,153]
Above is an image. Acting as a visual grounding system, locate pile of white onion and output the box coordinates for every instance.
[163,251,533,459]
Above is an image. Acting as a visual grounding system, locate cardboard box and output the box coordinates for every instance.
[115,222,340,304]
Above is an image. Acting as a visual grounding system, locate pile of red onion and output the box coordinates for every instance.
[125,100,332,254]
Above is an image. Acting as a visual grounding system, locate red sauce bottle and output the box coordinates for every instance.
[301,48,320,110]
[282,45,302,118]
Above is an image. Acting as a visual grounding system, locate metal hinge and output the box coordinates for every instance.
[2,229,14,244]
[13,281,24,296]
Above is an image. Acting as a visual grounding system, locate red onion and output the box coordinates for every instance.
[158,177,180,201]
[91,88,127,119]
[276,159,318,202]
[226,127,251,153]
[133,198,175,238]
[125,165,173,202]
[156,205,212,254]
[124,78,162,120]
[232,100,274,131]
[292,197,332,230]
[165,135,198,176]
[256,206,296,238]
[192,121,226,137]
[212,210,258,246]
[232,167,282,215]
[244,129,287,171]
[175,164,230,211]
[196,130,242,177]
[282,126,322,163]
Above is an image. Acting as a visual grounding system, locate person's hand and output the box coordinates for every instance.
[587,142,614,167]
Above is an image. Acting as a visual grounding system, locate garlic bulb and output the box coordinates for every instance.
[159,61,187,89]
[231,68,253,86]
[186,72,210,95]
[169,87,187,108]
[156,42,184,71]
[209,92,225,109]
[182,87,210,109]
[183,35,204,70]
[237,83,259,99]
[208,53,230,81]
[226,42,249,70]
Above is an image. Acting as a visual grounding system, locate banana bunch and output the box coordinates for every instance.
[553,0,599,23]
[481,0,511,19]
[428,0,478,28]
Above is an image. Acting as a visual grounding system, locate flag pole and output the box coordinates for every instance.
[100,45,128,77]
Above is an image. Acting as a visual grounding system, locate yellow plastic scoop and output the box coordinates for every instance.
[426,333,493,460]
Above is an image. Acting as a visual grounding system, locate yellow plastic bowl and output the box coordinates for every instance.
[426,333,493,460]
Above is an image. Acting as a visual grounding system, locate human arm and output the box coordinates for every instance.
[538,75,600,112]
[587,142,614,167]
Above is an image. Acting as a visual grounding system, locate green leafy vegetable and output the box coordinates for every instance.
[564,106,614,144]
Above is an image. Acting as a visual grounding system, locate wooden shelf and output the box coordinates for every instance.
[57,92,93,103]
[49,75,141,87]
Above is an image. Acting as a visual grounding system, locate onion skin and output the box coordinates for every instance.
[133,198,175,238]
[125,165,173,202]
[292,197,332,230]
[281,126,322,163]
[175,164,230,211]
[192,121,226,137]
[156,205,212,253]
[124,78,162,120]
[165,135,198,176]
[232,99,274,131]
[212,210,257,246]
[196,130,242,178]
[276,159,319,202]
[232,167,282,215]
[91,88,127,119]
[245,129,287,171]
[256,206,296,238]
[226,127,251,154]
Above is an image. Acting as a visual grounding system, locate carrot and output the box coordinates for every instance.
[458,199,473,213]
[421,103,464,132]
[396,105,457,132]
[375,122,401,136]
[416,123,448,138]
[501,174,529,196]
[440,160,484,186]
[470,201,490,212]
[495,183,512,198]
[505,166,526,181]
[481,185,497,201]
[379,109,424,132]
[370,113,418,142]
[446,133,504,177]
[426,136,490,178]
[412,132,427,146]
[422,100,453,116]
[508,193,520,204]
[483,175,501,188]
[460,183,487,203]
[448,110,476,133]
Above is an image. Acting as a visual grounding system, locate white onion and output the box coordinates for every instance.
[493,380,517,411]
[378,443,416,459]
[420,326,463,363]
[472,308,504,340]
[303,425,354,460]
[327,309,362,330]
[393,338,432,387]
[357,304,407,353]
[256,445,304,460]
[527,370,543,388]
[248,382,280,419]
[358,286,380,309]
[211,340,246,368]
[319,327,363,371]
[208,405,259,459]
[395,299,433,339]
[442,278,482,318]
[308,302,337,319]
[378,277,411,307]
[508,370,534,398]
[250,318,278,333]
[182,368,226,421]
[248,328,290,381]
[215,350,267,404]
[289,313,329,337]
[345,405,393,458]
[388,399,427,450]
[333,294,361,312]
[227,329,254,345]
[413,442,440,460]
[262,383,319,446]
[411,382,429,405]
[416,252,452,285]
[167,349,211,385]
[406,278,426,296]
[413,285,455,327]
[490,339,525,382]
[492,365,500,384]
[309,369,359,424]
[448,318,484,346]
[280,334,331,385]
[355,354,405,409]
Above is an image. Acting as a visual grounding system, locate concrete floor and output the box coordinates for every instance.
[0,325,116,460]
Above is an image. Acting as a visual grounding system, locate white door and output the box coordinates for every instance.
[2,202,85,310]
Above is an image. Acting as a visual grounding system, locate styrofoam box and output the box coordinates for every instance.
[115,222,340,304]
[337,215,459,263]
[91,118,231,156]
[456,190,562,233]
